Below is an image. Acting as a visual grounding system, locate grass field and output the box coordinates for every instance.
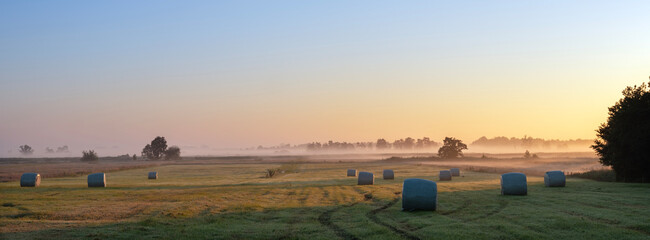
[1,160,649,239]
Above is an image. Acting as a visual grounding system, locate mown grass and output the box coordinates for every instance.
[0,161,648,239]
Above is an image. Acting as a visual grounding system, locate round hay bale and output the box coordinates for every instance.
[148,172,158,180]
[383,169,394,180]
[501,172,527,195]
[544,171,566,187]
[358,171,374,185]
[87,173,106,188]
[347,169,357,177]
[402,178,437,211]
[439,170,452,181]
[450,168,460,176]
[20,173,41,187]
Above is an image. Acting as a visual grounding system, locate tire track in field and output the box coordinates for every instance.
[316,186,373,240]
[317,202,360,240]
[366,193,421,240]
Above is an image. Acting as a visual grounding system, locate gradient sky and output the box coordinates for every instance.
[1,1,649,156]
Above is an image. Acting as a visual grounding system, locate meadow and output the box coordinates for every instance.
[1,157,649,239]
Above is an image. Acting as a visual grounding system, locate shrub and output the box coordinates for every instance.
[19,145,34,155]
[265,168,279,178]
[524,150,531,158]
[81,150,99,162]
[568,169,616,182]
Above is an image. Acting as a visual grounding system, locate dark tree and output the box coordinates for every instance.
[81,150,99,161]
[141,144,153,159]
[165,146,181,160]
[592,81,650,182]
[524,150,531,158]
[19,145,34,155]
[438,137,468,159]
[132,154,137,161]
[142,136,167,160]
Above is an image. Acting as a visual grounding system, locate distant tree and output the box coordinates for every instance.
[532,154,539,158]
[19,145,33,155]
[56,145,69,153]
[592,80,650,182]
[165,146,181,160]
[81,150,99,161]
[522,135,533,148]
[403,137,415,149]
[142,136,168,160]
[524,150,531,158]
[481,154,488,159]
[392,139,404,149]
[132,154,137,161]
[45,147,55,153]
[438,137,468,159]
[415,137,438,149]
[376,139,390,150]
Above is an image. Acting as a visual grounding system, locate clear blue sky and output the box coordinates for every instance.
[1,1,649,156]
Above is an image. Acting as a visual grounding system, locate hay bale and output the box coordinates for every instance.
[439,170,452,181]
[383,169,394,180]
[501,172,527,195]
[358,171,374,185]
[450,168,460,176]
[87,173,106,188]
[402,178,437,211]
[544,171,566,187]
[347,169,357,177]
[20,173,41,187]
[148,172,158,180]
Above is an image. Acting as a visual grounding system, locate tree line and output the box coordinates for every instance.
[471,136,591,150]
[306,137,439,151]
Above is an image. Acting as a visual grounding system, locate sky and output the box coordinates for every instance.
[1,1,649,157]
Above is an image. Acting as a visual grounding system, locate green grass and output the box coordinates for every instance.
[1,162,649,239]
[569,169,617,182]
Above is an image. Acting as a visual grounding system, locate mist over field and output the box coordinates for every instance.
[1,133,594,158]
[1,1,649,239]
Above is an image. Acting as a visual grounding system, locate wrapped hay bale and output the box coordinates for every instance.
[450,168,460,176]
[439,170,452,181]
[20,173,41,187]
[544,171,566,187]
[347,169,357,177]
[402,178,437,211]
[383,169,394,180]
[358,171,374,185]
[87,173,106,188]
[148,172,158,180]
[501,172,527,195]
